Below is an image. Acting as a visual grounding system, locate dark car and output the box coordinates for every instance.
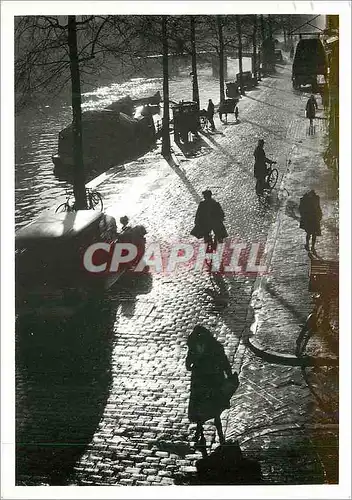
[292,38,327,91]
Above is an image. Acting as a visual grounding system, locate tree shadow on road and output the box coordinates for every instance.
[15,298,118,485]
[163,154,201,204]
[174,136,213,159]
[201,135,253,179]
[262,280,307,323]
[242,118,320,155]
[245,93,302,119]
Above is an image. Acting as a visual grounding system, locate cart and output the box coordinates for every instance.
[172,101,200,144]
[225,81,241,99]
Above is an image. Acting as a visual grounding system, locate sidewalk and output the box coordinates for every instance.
[224,111,339,483]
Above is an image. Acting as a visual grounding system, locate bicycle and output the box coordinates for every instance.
[256,163,279,204]
[55,187,104,213]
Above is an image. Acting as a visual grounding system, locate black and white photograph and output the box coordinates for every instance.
[1,1,351,498]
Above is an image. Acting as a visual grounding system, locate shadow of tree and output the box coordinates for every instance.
[15,298,118,485]
[174,136,213,158]
[163,154,201,204]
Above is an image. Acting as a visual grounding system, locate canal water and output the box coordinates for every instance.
[15,57,251,230]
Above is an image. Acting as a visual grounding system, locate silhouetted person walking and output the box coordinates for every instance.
[253,139,276,196]
[186,325,232,450]
[207,99,215,131]
[234,105,239,123]
[299,189,322,253]
[191,190,228,250]
[306,94,318,128]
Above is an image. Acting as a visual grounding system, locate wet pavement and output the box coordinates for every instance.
[15,60,339,486]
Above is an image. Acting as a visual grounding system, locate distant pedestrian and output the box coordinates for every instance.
[207,99,216,131]
[234,106,239,123]
[190,190,228,249]
[299,190,322,253]
[186,325,233,450]
[306,94,318,127]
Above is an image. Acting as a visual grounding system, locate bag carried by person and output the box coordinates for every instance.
[222,372,239,400]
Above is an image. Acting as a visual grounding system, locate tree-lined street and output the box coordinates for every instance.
[16,59,339,486]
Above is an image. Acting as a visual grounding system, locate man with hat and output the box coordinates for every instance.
[191,190,228,250]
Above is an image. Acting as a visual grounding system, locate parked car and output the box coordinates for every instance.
[292,38,327,91]
[15,210,146,317]
[275,49,284,63]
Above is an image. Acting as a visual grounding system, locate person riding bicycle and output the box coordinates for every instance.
[253,139,276,196]
[191,190,228,249]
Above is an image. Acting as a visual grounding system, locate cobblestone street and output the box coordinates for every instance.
[15,61,339,486]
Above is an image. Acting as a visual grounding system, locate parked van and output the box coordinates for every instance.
[292,38,327,91]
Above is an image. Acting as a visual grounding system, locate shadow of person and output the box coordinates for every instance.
[15,297,118,485]
[111,270,153,318]
[174,441,262,485]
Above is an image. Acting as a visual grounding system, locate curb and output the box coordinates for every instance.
[247,337,339,367]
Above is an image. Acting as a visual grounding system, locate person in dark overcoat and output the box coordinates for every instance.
[207,99,216,131]
[253,139,276,196]
[306,94,318,126]
[299,189,322,253]
[190,190,228,247]
[186,325,232,448]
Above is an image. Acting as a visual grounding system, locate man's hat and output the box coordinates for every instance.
[202,189,212,197]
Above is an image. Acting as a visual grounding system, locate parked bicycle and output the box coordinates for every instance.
[55,187,104,213]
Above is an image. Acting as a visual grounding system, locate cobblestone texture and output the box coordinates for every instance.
[15,60,338,486]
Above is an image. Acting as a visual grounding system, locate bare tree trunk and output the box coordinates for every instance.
[161,16,171,158]
[190,16,199,110]
[67,15,87,210]
[236,16,244,94]
[217,15,225,104]
[268,14,273,39]
[252,15,257,80]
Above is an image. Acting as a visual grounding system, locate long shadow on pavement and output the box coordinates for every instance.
[163,154,202,204]
[174,136,212,159]
[15,298,118,485]
[262,280,307,324]
[173,441,263,485]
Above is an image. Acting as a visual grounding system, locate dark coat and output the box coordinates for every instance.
[306,97,318,119]
[254,146,271,179]
[191,199,228,240]
[186,340,232,423]
[299,191,322,235]
[207,101,215,118]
